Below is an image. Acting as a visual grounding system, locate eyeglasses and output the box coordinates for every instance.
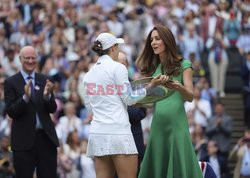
[21,56,37,61]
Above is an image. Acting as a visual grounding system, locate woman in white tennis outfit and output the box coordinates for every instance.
[83,33,167,178]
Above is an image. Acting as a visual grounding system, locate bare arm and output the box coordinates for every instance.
[180,68,193,102]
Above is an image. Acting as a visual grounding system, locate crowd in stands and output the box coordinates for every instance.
[0,0,249,177]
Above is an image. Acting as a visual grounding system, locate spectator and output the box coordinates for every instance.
[229,129,250,178]
[201,140,229,178]
[56,102,83,144]
[198,77,217,110]
[63,130,81,178]
[63,79,79,101]
[186,0,199,15]
[78,139,96,178]
[0,73,6,117]
[57,145,73,178]
[223,9,241,47]
[68,91,85,118]
[9,22,30,47]
[180,23,204,61]
[236,26,250,56]
[200,3,224,45]
[0,27,8,58]
[106,11,124,37]
[185,85,212,128]
[0,115,11,139]
[206,30,229,97]
[191,123,208,161]
[192,60,206,85]
[28,7,43,35]
[206,102,233,159]
[217,0,230,20]
[241,51,250,128]
[4,46,59,178]
[0,136,15,178]
[0,48,21,77]
[199,161,217,178]
[16,0,32,24]
[123,5,144,53]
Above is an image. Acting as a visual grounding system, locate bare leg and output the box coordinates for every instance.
[95,156,115,178]
[112,154,138,178]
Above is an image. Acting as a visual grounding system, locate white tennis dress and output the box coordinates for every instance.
[83,55,146,157]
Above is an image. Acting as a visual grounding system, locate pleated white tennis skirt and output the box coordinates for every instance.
[87,133,138,157]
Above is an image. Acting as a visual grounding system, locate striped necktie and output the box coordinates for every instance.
[27,76,35,102]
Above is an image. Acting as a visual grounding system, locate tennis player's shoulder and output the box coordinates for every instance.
[112,60,127,71]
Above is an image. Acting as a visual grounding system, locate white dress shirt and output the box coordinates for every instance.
[208,16,217,37]
[209,156,221,178]
[1,56,21,77]
[236,34,250,54]
[184,99,212,127]
[56,115,82,144]
[241,146,250,176]
[83,55,146,134]
[80,154,96,178]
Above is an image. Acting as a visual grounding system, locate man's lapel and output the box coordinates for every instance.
[16,72,26,95]
[34,73,43,102]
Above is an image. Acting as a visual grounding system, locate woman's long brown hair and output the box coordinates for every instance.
[136,25,183,77]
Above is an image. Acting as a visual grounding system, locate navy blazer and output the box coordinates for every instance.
[128,106,146,158]
[199,161,217,178]
[201,155,228,178]
[4,72,59,151]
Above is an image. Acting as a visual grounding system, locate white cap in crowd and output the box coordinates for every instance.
[95,33,124,50]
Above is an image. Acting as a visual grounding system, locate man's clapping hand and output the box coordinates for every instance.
[44,79,54,97]
[24,80,32,98]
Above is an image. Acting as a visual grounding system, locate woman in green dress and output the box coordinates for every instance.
[136,25,203,178]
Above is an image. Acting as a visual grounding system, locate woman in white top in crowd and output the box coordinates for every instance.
[83,32,167,178]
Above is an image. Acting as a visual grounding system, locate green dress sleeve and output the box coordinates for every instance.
[181,59,192,71]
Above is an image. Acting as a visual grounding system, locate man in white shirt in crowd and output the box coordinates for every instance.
[229,129,250,178]
[56,102,83,144]
[185,85,212,128]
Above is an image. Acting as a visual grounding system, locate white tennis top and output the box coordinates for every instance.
[83,55,146,134]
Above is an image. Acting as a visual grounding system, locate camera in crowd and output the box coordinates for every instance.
[135,6,145,15]
[243,137,250,143]
[0,158,10,169]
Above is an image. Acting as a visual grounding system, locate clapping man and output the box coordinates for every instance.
[4,46,59,178]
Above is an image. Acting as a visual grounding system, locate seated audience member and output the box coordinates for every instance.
[77,139,96,178]
[198,77,217,110]
[191,123,208,161]
[0,136,15,177]
[56,102,83,144]
[199,161,217,178]
[201,140,228,178]
[57,145,73,178]
[229,129,250,178]
[185,85,212,128]
[206,102,232,159]
[241,52,250,129]
[192,60,206,85]
[63,131,81,178]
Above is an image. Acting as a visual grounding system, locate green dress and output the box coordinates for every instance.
[138,60,203,178]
